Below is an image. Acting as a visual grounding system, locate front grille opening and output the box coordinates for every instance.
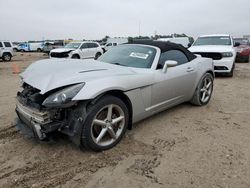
[18,84,46,110]
[195,52,222,60]
[50,52,69,58]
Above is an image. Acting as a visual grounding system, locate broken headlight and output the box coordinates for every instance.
[42,83,85,108]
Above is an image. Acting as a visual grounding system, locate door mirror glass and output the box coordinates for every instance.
[162,60,178,73]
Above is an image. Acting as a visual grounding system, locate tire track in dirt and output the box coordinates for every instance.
[0,125,19,141]
[0,134,158,188]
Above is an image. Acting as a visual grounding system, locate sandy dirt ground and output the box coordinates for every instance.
[0,53,250,188]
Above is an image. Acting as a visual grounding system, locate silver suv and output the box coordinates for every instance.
[0,41,15,62]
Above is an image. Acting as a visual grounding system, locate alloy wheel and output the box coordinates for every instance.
[200,77,213,103]
[91,104,125,147]
[4,54,11,61]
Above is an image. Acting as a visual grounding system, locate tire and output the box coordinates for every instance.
[71,54,80,59]
[20,49,25,52]
[245,56,249,63]
[190,73,214,106]
[94,52,102,60]
[2,53,12,62]
[227,63,235,77]
[37,48,42,52]
[81,95,129,151]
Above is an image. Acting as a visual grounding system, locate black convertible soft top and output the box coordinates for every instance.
[128,40,197,61]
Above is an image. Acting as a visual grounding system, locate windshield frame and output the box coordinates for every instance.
[64,42,82,49]
[193,36,232,46]
[98,44,161,70]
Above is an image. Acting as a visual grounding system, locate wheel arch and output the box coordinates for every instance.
[3,51,12,57]
[71,53,80,59]
[91,90,133,130]
[206,69,215,78]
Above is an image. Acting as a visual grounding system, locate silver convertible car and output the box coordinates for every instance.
[15,41,214,151]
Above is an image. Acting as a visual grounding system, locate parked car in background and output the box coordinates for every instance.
[12,42,19,52]
[233,38,250,63]
[103,38,128,52]
[43,40,64,54]
[18,42,44,52]
[189,34,237,77]
[50,41,103,59]
[0,41,15,62]
[157,37,191,48]
[15,41,214,151]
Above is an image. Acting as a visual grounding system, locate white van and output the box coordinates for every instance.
[157,37,191,48]
[103,38,128,52]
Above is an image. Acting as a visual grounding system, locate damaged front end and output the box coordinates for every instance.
[15,82,88,146]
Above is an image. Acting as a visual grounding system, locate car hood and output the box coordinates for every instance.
[50,48,75,53]
[20,59,150,94]
[189,45,234,53]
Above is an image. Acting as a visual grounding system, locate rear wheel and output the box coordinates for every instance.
[37,48,42,52]
[94,52,102,60]
[2,53,12,62]
[190,73,213,106]
[81,95,129,151]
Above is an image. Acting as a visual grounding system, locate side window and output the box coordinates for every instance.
[0,42,2,47]
[88,43,98,48]
[158,50,189,69]
[80,43,88,49]
[106,43,112,46]
[4,42,12,47]
[113,43,117,46]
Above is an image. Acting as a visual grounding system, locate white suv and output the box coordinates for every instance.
[0,41,15,62]
[189,34,237,77]
[50,41,103,60]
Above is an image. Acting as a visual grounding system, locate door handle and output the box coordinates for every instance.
[187,67,194,72]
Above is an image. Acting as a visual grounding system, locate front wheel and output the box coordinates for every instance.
[226,63,235,77]
[94,52,102,60]
[245,56,249,63]
[2,53,12,62]
[71,54,80,59]
[81,95,129,151]
[190,73,214,106]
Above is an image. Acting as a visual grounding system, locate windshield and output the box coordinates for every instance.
[234,39,249,45]
[193,36,232,46]
[64,42,81,49]
[98,45,157,68]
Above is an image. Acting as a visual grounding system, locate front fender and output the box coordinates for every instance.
[72,74,154,101]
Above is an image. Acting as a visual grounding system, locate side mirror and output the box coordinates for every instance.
[162,60,178,73]
[234,42,240,47]
[188,43,192,48]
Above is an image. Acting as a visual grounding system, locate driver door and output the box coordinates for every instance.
[151,50,197,113]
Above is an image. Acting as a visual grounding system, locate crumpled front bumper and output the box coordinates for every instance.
[15,100,61,140]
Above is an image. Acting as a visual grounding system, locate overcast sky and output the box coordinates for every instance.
[0,0,249,41]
